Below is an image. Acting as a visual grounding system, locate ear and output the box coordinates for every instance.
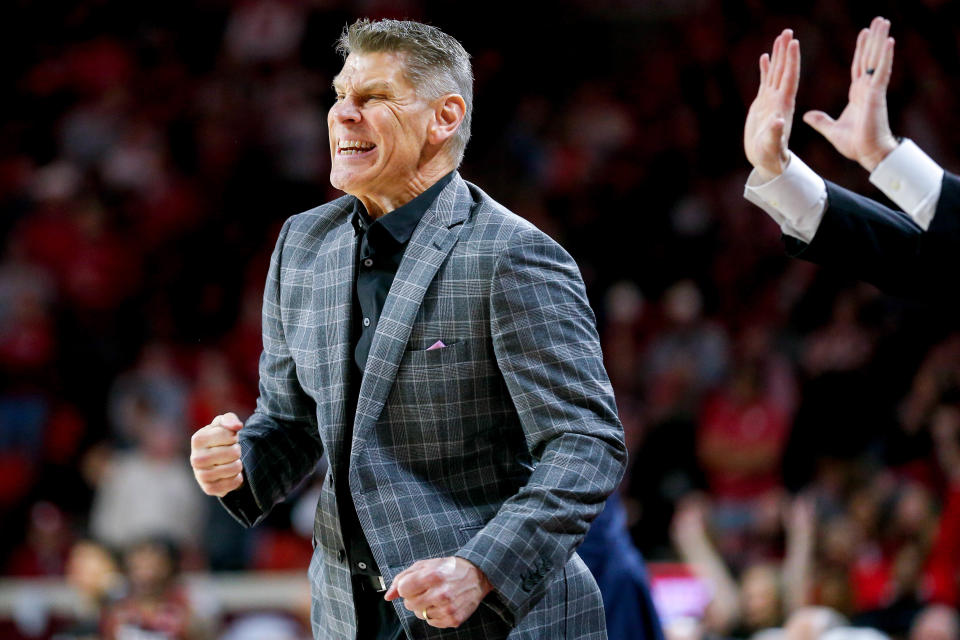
[427,94,466,147]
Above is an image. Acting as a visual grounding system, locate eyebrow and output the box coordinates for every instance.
[332,78,395,94]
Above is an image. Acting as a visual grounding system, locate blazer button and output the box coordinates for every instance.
[338,549,346,563]
[363,258,373,267]
[363,317,371,327]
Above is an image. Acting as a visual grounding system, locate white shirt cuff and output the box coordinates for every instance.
[869,138,944,231]
[743,152,828,244]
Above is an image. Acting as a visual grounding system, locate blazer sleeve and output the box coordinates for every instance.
[782,180,927,298]
[926,171,960,243]
[220,216,324,527]
[782,173,960,303]
[455,225,628,623]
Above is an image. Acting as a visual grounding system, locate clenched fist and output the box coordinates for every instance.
[190,412,245,497]
[385,556,492,629]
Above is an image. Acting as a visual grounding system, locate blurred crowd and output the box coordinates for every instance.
[3,0,960,639]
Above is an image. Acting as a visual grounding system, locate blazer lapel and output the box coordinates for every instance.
[315,212,358,466]
[351,174,473,458]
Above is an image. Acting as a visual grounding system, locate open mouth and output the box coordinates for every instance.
[337,139,376,156]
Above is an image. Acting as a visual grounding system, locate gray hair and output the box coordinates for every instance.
[336,19,474,166]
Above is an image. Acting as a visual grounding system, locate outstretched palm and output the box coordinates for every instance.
[803,17,898,171]
[744,30,801,181]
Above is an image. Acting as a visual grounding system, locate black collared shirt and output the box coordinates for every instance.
[339,171,455,579]
[352,172,454,370]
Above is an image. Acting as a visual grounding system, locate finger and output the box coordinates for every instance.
[195,459,244,484]
[771,30,792,89]
[851,28,868,81]
[758,53,770,89]
[406,599,446,628]
[779,39,800,97]
[396,567,441,598]
[766,32,781,88]
[875,17,891,45]
[383,560,423,600]
[402,595,424,614]
[766,34,780,87]
[803,110,836,139]
[385,576,404,600]
[401,594,445,625]
[191,443,241,469]
[191,424,240,450]
[865,17,889,74]
[873,37,895,88]
[385,563,420,600]
[766,117,785,156]
[200,472,244,497]
[217,413,244,432]
[426,595,472,629]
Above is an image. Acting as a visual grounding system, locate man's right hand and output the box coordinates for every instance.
[744,29,801,182]
[190,412,245,497]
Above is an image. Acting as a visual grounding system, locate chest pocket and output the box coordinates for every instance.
[382,337,504,439]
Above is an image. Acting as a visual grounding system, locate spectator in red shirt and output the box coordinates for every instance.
[697,361,791,530]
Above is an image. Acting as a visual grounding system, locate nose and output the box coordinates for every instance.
[331,96,361,124]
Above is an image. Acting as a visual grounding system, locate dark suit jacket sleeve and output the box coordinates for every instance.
[782,173,960,300]
[455,225,628,623]
[928,171,960,238]
[219,216,324,527]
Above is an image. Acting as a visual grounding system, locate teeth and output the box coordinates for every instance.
[338,139,375,151]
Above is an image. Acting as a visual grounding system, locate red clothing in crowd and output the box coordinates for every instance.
[697,390,790,501]
[925,483,960,605]
[849,484,960,610]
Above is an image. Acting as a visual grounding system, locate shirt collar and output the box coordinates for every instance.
[352,171,455,245]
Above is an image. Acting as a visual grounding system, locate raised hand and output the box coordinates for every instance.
[190,412,245,497]
[803,17,898,171]
[670,493,711,551]
[744,29,801,181]
[784,494,816,542]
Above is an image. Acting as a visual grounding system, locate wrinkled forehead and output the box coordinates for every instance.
[332,50,415,92]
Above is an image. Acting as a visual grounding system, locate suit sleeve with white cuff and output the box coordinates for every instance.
[743,139,960,301]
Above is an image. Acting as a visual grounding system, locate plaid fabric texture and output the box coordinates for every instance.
[224,173,627,639]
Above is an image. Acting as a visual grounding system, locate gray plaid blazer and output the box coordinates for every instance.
[224,173,627,639]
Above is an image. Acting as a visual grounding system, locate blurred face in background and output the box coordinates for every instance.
[125,541,176,597]
[66,540,120,602]
[328,51,436,212]
[821,515,859,566]
[892,484,935,538]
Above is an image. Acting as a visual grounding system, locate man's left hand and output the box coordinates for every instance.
[384,556,493,628]
[803,16,898,171]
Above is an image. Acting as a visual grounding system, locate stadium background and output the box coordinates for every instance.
[2,0,960,638]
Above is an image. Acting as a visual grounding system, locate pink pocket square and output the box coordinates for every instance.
[426,340,447,351]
